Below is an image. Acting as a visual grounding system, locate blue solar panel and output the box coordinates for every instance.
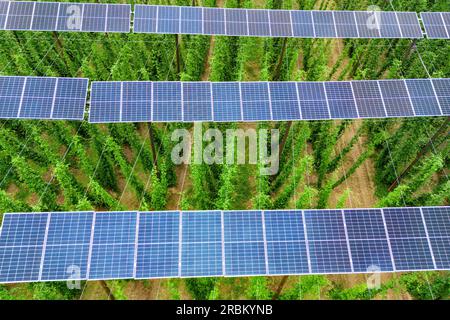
[225,242,266,276]
[182,242,222,276]
[313,11,336,38]
[405,79,442,116]
[429,238,450,269]
[421,12,448,39]
[344,209,386,240]
[138,211,179,244]
[19,77,56,119]
[0,246,43,283]
[291,11,314,37]
[421,207,450,238]
[432,79,450,115]
[0,1,9,30]
[267,241,309,275]
[383,208,427,238]
[378,80,415,117]
[153,82,182,122]
[352,81,386,118]
[269,10,292,37]
[225,9,247,36]
[183,82,212,122]
[309,240,352,273]
[89,82,121,123]
[396,12,423,38]
[0,213,48,246]
[31,2,59,31]
[224,211,263,242]
[57,2,83,32]
[52,78,88,120]
[133,5,157,33]
[182,211,221,243]
[379,12,402,38]
[269,82,300,120]
[122,82,152,122]
[204,7,225,35]
[297,82,330,119]
[349,240,393,272]
[247,9,270,36]
[180,7,202,35]
[325,82,359,119]
[158,6,180,34]
[106,4,131,33]
[0,77,25,119]
[46,212,93,245]
[89,212,137,279]
[304,210,346,241]
[5,1,34,30]
[334,11,358,38]
[389,238,434,271]
[264,210,305,242]
[241,82,271,121]
[82,3,107,32]
[212,82,242,121]
[354,11,381,38]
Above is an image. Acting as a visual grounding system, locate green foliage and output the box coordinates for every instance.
[400,273,450,300]
[30,282,82,300]
[246,277,271,300]
[280,276,329,300]
[185,278,218,300]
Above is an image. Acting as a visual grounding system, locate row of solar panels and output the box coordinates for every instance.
[1,76,450,122]
[0,207,448,283]
[89,79,450,123]
[0,2,449,39]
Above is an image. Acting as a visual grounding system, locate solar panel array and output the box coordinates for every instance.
[0,1,130,32]
[133,5,424,39]
[0,76,88,120]
[421,12,450,39]
[88,79,450,123]
[0,207,448,283]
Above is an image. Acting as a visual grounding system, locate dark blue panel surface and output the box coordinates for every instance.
[264,210,305,242]
[133,5,157,33]
[106,4,131,33]
[269,10,292,37]
[204,8,225,35]
[429,237,450,269]
[313,11,336,38]
[396,12,423,39]
[247,9,270,36]
[5,1,34,30]
[352,81,386,118]
[82,3,107,32]
[354,11,381,38]
[269,82,300,120]
[212,82,242,121]
[225,9,248,36]
[421,12,448,39]
[324,82,358,119]
[297,82,330,119]
[157,6,180,34]
[224,211,263,242]
[181,242,222,277]
[389,238,434,271]
[89,243,135,279]
[46,212,93,245]
[383,208,426,238]
[0,213,48,246]
[304,210,346,241]
[53,78,88,120]
[334,11,358,38]
[182,211,221,243]
[92,212,137,245]
[19,77,57,119]
[0,246,43,282]
[378,80,414,117]
[431,79,450,115]
[225,242,266,276]
[136,243,179,278]
[183,82,212,121]
[180,7,202,34]
[267,241,309,275]
[309,240,352,273]
[349,240,393,272]
[122,82,152,122]
[152,82,182,122]
[0,1,9,30]
[138,211,179,244]
[422,207,450,238]
[41,244,89,280]
[291,11,314,37]
[241,82,271,121]
[0,77,25,119]
[379,12,402,38]
[405,79,442,116]
[32,2,59,31]
[57,3,83,31]
[344,209,386,240]
[89,82,121,123]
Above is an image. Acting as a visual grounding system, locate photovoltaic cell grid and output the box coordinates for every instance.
[88,79,450,123]
[133,6,425,39]
[0,207,448,283]
[0,76,88,120]
[0,1,130,33]
[421,12,450,39]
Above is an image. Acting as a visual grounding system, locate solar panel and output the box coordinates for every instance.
[183,82,212,122]
[351,81,387,118]
[89,82,121,123]
[290,10,314,37]
[0,207,448,283]
[122,82,152,122]
[396,12,423,38]
[152,82,182,122]
[212,82,242,122]
[89,211,137,279]
[180,6,202,35]
[241,82,271,121]
[421,12,448,39]
[297,82,330,120]
[57,2,83,32]
[225,8,247,36]
[204,7,225,35]
[247,9,270,36]
[31,2,59,31]
[334,11,358,38]
[5,1,34,30]
[269,82,300,120]
[0,1,9,30]
[432,79,450,115]
[405,79,442,116]
[354,11,381,38]
[269,10,292,37]
[378,80,415,117]
[157,6,180,34]
[313,11,336,38]
[378,12,402,38]
[133,4,157,33]
[324,82,359,119]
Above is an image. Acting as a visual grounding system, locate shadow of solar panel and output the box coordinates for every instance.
[351,81,386,118]
[324,82,358,119]
[57,2,83,31]
[297,82,330,119]
[354,11,381,38]
[82,3,107,32]
[334,11,358,38]
[0,1,8,30]
[247,9,270,36]
[5,1,34,30]
[183,82,212,121]
[0,77,25,119]
[204,7,225,35]
[421,13,448,39]
[212,82,242,121]
[89,82,121,123]
[313,11,336,38]
[180,7,202,34]
[396,12,423,38]
[269,82,300,120]
[106,4,131,33]
[52,78,88,120]
[225,242,266,276]
[121,82,152,122]
[309,240,352,273]
[158,6,180,34]
[241,83,271,121]
[225,8,248,36]
[153,82,182,122]
[267,241,309,275]
[133,5,157,33]
[432,79,450,115]
[31,2,59,31]
[269,10,292,37]
[379,12,402,38]
[291,11,314,37]
[350,240,393,272]
[405,79,442,116]
[304,210,346,241]
[20,77,57,119]
[378,80,414,117]
[429,238,450,269]
[182,242,223,277]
